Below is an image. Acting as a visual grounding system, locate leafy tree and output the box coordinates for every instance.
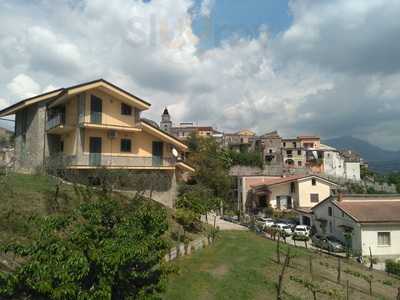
[0,192,170,300]
[186,133,232,201]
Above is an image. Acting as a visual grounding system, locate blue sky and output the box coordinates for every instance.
[193,0,292,49]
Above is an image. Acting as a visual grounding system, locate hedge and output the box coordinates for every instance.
[385,259,400,276]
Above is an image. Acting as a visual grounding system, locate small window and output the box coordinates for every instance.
[297,150,302,155]
[378,232,391,246]
[328,207,333,216]
[290,182,295,193]
[298,161,302,166]
[310,193,319,203]
[312,178,317,186]
[283,142,286,147]
[120,139,132,152]
[269,149,273,154]
[121,103,132,115]
[293,142,297,148]
[60,141,64,153]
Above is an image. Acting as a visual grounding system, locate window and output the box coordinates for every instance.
[283,142,286,147]
[269,149,273,154]
[60,141,64,153]
[121,103,132,115]
[298,161,302,166]
[328,207,333,216]
[293,142,297,148]
[290,182,295,193]
[312,178,317,186]
[297,150,302,155]
[120,139,132,152]
[310,193,319,203]
[378,232,391,246]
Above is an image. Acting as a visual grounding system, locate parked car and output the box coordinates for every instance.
[293,225,310,237]
[312,235,345,252]
[256,217,275,229]
[271,223,292,236]
[276,219,298,231]
[222,215,239,223]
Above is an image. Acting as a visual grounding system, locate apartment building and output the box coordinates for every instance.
[0,79,194,207]
[223,130,257,152]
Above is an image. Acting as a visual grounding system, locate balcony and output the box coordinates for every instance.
[46,113,65,130]
[48,154,177,169]
[46,113,73,134]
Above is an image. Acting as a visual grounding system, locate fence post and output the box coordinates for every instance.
[346,280,350,300]
[309,255,313,276]
[337,257,341,283]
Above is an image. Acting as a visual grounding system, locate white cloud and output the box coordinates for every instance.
[200,0,215,17]
[7,74,41,99]
[0,0,400,149]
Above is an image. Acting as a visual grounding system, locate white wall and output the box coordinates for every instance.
[345,162,361,181]
[313,200,362,254]
[323,151,345,178]
[361,224,400,257]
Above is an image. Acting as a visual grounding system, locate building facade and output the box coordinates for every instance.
[312,194,400,260]
[239,174,338,221]
[0,79,194,207]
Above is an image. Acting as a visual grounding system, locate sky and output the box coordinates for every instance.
[0,0,400,150]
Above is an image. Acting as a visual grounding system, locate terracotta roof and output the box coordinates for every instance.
[298,135,320,139]
[334,196,400,223]
[250,174,338,189]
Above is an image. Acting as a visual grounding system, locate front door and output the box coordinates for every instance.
[152,141,164,166]
[287,196,293,209]
[90,95,102,124]
[89,137,102,166]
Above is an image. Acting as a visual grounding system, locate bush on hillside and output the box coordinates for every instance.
[0,191,170,300]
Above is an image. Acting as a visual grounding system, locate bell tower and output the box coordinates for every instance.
[160,107,172,133]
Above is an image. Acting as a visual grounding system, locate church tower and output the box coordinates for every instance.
[160,107,172,133]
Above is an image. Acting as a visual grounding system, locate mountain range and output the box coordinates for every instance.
[323,136,400,173]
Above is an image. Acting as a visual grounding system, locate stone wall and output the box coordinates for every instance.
[14,103,48,173]
[164,236,213,262]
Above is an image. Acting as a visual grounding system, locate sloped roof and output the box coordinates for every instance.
[0,79,151,117]
[334,195,400,223]
[250,174,338,189]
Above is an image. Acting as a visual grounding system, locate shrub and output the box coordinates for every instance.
[0,194,170,299]
[386,259,400,276]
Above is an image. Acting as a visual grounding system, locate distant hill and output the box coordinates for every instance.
[323,136,400,173]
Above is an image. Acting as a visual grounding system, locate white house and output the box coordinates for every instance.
[320,144,345,178]
[312,194,400,260]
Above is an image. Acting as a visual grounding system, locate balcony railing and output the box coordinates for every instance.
[48,154,177,168]
[46,113,65,130]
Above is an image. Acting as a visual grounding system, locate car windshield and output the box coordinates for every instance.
[283,226,290,229]
[327,236,341,243]
[296,228,306,231]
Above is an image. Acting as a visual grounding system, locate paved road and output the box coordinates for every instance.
[202,214,248,231]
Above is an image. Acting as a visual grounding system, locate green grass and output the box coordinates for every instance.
[164,231,305,300]
[164,231,400,300]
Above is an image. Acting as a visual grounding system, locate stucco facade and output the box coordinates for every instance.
[0,79,194,208]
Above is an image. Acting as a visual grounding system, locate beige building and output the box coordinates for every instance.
[0,79,194,207]
[239,174,338,221]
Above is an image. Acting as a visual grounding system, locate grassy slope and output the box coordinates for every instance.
[164,231,400,300]
[0,173,203,245]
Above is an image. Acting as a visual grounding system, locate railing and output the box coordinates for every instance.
[48,154,177,168]
[46,113,65,130]
[90,111,102,124]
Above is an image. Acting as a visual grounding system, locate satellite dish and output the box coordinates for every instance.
[172,148,179,158]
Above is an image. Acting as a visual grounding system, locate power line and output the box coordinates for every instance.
[0,118,15,123]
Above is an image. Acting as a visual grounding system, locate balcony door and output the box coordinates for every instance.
[89,137,102,166]
[152,141,164,166]
[90,95,102,124]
